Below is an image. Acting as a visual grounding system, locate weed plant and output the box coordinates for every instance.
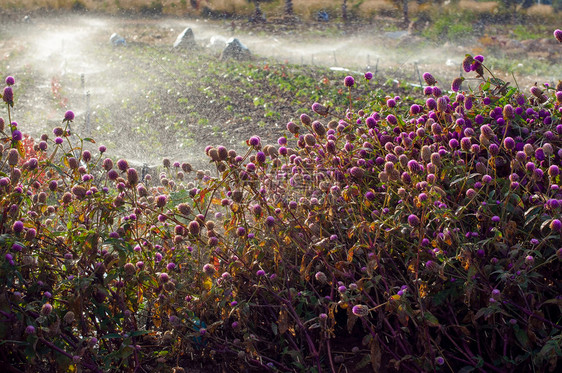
[1,32,562,372]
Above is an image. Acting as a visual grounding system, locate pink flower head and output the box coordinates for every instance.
[344,76,354,87]
[554,29,562,43]
[64,110,75,122]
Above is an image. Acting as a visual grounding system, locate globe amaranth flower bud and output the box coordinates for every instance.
[462,55,474,73]
[312,103,329,116]
[351,304,369,317]
[203,263,215,275]
[312,121,326,137]
[551,219,562,233]
[422,72,437,86]
[188,220,200,235]
[436,96,448,113]
[156,195,167,208]
[41,303,53,316]
[503,104,514,119]
[125,168,138,186]
[3,86,13,105]
[451,77,464,92]
[7,148,19,166]
[315,271,327,283]
[530,86,543,98]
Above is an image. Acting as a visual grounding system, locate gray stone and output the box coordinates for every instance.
[220,38,251,60]
[384,31,408,40]
[173,27,196,49]
[110,33,126,46]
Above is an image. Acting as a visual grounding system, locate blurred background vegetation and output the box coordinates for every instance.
[1,0,561,23]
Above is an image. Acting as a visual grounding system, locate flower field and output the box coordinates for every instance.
[0,15,561,373]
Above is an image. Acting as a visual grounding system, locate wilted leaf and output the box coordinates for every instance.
[370,336,382,372]
[278,308,289,335]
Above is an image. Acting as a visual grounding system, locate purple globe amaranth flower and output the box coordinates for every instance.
[554,29,562,43]
[25,325,36,334]
[249,135,261,147]
[3,86,13,105]
[504,137,515,150]
[474,55,484,63]
[5,76,15,86]
[12,220,24,233]
[422,72,437,86]
[432,86,442,97]
[535,148,545,161]
[364,71,373,80]
[551,219,562,232]
[350,166,365,178]
[255,151,266,163]
[426,98,437,110]
[12,130,22,142]
[386,114,397,125]
[344,75,355,87]
[64,110,75,122]
[116,159,129,172]
[407,214,420,227]
[410,104,421,115]
[424,86,433,96]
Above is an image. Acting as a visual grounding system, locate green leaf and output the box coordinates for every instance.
[515,327,529,348]
[129,330,151,337]
[101,333,123,339]
[423,311,440,327]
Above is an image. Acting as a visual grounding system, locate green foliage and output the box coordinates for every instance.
[422,13,474,43]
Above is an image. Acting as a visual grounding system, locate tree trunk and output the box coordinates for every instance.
[403,0,409,25]
[285,0,293,16]
[253,0,264,22]
[342,0,348,24]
